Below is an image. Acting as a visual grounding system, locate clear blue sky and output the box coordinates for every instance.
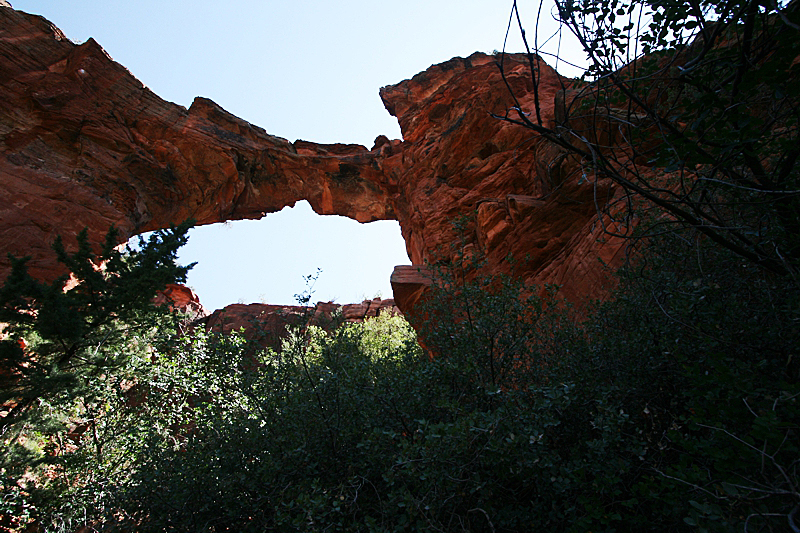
[10,1,582,311]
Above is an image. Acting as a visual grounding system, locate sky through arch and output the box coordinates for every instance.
[178,201,409,311]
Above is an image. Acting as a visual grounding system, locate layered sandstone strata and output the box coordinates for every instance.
[203,298,400,349]
[0,6,627,312]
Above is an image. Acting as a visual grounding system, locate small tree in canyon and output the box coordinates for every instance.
[0,223,193,528]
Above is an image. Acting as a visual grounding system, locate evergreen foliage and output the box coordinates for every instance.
[2,0,799,530]
[0,222,193,529]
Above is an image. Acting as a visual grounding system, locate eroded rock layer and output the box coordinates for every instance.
[0,7,393,282]
[1,6,627,310]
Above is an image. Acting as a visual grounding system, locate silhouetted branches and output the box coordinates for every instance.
[496,0,800,278]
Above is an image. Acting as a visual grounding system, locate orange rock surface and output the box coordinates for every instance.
[153,284,206,316]
[1,6,628,312]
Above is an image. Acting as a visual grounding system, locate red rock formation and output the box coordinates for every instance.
[378,54,629,308]
[203,299,400,349]
[0,6,628,313]
[340,297,400,322]
[0,7,393,282]
[153,284,206,317]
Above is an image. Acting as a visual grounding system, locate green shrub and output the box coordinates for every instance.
[3,220,797,532]
[0,222,194,531]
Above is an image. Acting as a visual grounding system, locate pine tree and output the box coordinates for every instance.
[0,221,193,527]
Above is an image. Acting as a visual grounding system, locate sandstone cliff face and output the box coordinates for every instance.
[378,54,629,307]
[153,284,206,317]
[0,6,627,311]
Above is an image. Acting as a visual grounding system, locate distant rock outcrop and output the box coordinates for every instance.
[1,6,628,313]
[153,284,206,317]
[203,298,400,349]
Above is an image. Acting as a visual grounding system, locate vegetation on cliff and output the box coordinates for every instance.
[500,0,800,276]
[1,0,799,530]
[1,220,798,531]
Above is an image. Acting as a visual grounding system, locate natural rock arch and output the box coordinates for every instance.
[1,6,628,311]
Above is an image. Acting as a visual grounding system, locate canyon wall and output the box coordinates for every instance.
[0,6,628,311]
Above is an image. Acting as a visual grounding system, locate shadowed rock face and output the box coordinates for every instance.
[0,6,627,311]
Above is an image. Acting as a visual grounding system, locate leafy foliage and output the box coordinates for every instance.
[1,218,797,532]
[0,222,193,530]
[98,239,797,532]
[3,2,799,528]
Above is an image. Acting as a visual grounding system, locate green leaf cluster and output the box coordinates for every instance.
[1,218,797,532]
[0,222,194,530]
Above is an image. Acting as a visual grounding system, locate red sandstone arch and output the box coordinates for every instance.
[0,6,627,312]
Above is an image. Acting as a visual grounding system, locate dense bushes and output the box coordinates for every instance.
[3,0,798,528]
[0,223,194,530]
[1,220,798,531]
[0,230,790,530]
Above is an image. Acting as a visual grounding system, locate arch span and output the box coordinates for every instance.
[1,7,630,313]
[0,7,400,283]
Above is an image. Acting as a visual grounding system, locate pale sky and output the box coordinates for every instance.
[10,1,583,311]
